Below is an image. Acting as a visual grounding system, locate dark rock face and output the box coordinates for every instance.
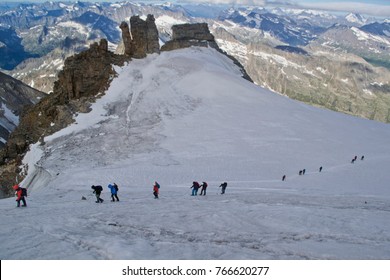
[120,21,132,56]
[145,15,160,55]
[161,23,219,51]
[6,38,126,155]
[172,23,215,41]
[129,16,149,58]
[128,15,160,58]
[54,39,122,103]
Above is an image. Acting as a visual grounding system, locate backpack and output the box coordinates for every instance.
[21,188,27,197]
[114,184,119,191]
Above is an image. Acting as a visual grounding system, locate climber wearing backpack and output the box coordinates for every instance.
[13,184,27,207]
[108,183,119,202]
[200,182,208,196]
[190,181,200,196]
[219,182,228,194]
[91,185,104,203]
[153,181,160,199]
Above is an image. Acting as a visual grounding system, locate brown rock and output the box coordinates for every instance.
[129,15,160,58]
[161,23,219,51]
[120,21,132,56]
[172,23,215,41]
[145,14,160,54]
[54,39,122,103]
[0,38,128,191]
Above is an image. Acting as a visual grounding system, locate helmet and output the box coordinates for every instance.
[12,184,19,190]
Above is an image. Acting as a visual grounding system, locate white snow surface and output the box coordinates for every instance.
[1,47,390,260]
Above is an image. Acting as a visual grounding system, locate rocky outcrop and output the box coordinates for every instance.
[120,21,132,56]
[161,23,219,51]
[121,15,160,58]
[172,23,215,41]
[54,39,124,103]
[144,14,160,55]
[0,39,127,193]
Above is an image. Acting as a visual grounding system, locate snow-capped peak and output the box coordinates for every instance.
[345,13,366,25]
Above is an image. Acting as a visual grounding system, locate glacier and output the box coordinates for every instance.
[1,47,390,260]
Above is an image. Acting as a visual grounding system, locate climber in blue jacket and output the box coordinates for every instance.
[108,183,119,202]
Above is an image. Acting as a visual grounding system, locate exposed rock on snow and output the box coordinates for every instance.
[0,47,389,260]
[119,15,160,58]
[161,23,219,51]
[0,39,127,193]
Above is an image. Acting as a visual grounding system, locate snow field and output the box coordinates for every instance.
[1,47,390,259]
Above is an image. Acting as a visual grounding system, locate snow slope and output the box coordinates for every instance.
[1,47,390,260]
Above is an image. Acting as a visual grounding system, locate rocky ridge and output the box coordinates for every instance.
[0,38,127,197]
[208,19,390,123]
[161,23,218,50]
[120,14,160,58]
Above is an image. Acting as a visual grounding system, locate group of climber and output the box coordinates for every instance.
[190,181,228,196]
[11,153,366,207]
[10,153,367,207]
[281,155,365,181]
[90,181,229,202]
[91,183,120,203]
[190,181,206,196]
[189,181,229,196]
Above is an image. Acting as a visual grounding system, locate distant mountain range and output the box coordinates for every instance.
[0,1,389,122]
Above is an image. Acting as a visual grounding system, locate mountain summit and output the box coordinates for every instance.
[345,13,367,25]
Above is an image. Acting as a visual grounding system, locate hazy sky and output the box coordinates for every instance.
[2,0,390,17]
[183,0,390,16]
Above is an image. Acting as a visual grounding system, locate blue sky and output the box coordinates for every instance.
[2,0,390,17]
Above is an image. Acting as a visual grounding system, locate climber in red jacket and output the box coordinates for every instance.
[13,184,27,207]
